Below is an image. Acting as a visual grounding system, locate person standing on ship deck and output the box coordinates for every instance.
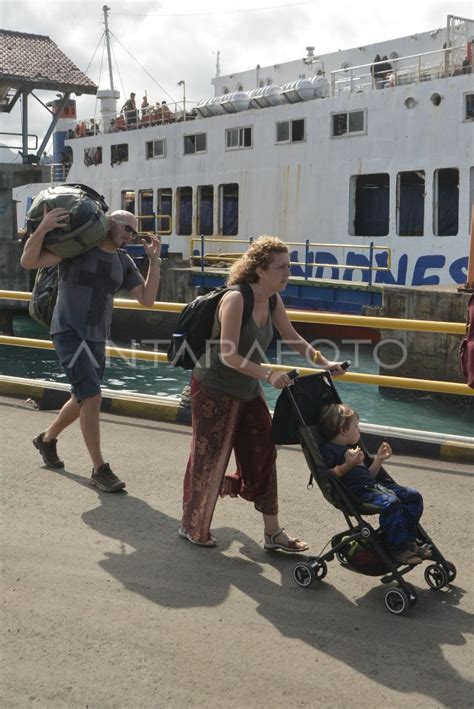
[180,236,347,549]
[21,208,162,492]
[122,92,138,128]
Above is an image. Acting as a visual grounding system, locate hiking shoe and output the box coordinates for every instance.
[90,463,126,492]
[393,549,422,565]
[33,432,64,469]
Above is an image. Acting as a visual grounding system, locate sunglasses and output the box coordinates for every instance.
[122,224,138,237]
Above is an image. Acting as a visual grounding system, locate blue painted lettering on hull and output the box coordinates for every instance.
[291,249,466,286]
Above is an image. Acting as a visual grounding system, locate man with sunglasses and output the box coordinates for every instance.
[21,208,162,492]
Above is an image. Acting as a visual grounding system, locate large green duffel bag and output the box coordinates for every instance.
[25,184,109,258]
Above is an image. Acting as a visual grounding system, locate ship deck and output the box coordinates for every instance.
[2,394,472,707]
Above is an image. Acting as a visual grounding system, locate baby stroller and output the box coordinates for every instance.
[271,369,457,615]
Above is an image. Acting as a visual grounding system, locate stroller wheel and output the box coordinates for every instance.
[330,535,350,566]
[384,587,410,615]
[293,563,315,588]
[312,559,328,580]
[444,562,457,583]
[424,564,449,589]
[336,551,349,566]
[403,583,418,607]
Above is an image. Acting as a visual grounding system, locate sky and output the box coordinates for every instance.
[0,0,472,158]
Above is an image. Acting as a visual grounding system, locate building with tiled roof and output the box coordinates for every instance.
[0,29,97,95]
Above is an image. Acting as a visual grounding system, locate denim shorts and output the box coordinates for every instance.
[52,331,106,402]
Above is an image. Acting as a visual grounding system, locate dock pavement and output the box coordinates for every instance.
[1,394,473,708]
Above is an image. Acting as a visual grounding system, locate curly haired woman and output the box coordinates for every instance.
[180,236,346,548]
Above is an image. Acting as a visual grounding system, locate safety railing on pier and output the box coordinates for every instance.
[190,236,391,286]
[0,290,472,398]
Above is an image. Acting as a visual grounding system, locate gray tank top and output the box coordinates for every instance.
[193,301,274,400]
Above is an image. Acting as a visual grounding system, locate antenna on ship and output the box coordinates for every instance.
[215,50,221,78]
[97,5,121,132]
[103,5,115,92]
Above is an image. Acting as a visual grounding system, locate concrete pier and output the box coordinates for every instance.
[1,395,472,708]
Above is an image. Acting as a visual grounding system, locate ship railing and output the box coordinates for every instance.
[0,289,472,398]
[134,214,171,236]
[330,46,472,96]
[68,102,199,137]
[46,162,71,183]
[190,236,391,286]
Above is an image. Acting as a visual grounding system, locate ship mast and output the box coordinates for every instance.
[97,5,120,132]
[103,5,115,92]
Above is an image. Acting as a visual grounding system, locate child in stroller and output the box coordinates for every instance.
[271,369,457,615]
[318,403,431,566]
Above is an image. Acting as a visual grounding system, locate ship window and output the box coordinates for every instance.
[332,110,365,137]
[146,138,166,159]
[197,185,214,236]
[397,171,425,236]
[433,168,459,236]
[157,188,172,234]
[184,132,207,155]
[138,189,154,232]
[465,93,474,120]
[353,173,389,236]
[121,190,135,213]
[111,143,128,166]
[218,183,239,236]
[177,187,193,235]
[225,126,252,150]
[84,146,102,166]
[275,118,305,144]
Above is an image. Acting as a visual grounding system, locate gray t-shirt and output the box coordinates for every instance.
[50,247,144,341]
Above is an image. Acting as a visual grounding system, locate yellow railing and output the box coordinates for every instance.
[0,291,465,335]
[0,335,472,396]
[190,237,392,279]
[0,290,471,396]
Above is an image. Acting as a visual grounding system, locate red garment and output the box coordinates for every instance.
[182,377,278,543]
[459,293,474,388]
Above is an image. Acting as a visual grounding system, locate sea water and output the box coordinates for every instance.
[2,315,473,439]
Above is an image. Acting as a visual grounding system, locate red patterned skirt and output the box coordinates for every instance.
[182,377,278,542]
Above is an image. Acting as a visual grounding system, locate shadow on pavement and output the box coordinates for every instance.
[81,493,473,706]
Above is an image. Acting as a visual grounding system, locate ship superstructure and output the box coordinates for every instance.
[13,13,474,287]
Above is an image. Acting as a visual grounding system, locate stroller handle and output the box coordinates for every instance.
[287,361,351,381]
[331,359,351,373]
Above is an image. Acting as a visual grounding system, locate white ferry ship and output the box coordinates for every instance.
[14,12,474,290]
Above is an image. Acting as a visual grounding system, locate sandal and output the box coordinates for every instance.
[178,527,217,547]
[263,527,309,553]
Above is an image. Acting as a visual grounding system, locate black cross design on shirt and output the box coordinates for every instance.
[77,258,121,327]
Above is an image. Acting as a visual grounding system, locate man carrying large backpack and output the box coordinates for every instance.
[21,207,162,491]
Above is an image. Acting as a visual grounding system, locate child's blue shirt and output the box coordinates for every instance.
[320,441,376,494]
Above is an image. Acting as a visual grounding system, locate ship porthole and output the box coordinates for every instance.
[430,92,442,106]
[404,96,417,109]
